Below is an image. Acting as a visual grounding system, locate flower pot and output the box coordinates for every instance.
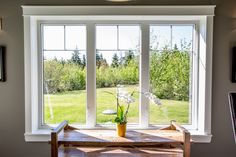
[116,123,126,137]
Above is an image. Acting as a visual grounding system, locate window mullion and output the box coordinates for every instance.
[86,23,96,127]
[191,24,198,130]
[139,23,150,128]
[64,25,66,50]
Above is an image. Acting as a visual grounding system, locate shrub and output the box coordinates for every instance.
[44,49,189,101]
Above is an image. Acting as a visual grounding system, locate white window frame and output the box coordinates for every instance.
[22,5,215,143]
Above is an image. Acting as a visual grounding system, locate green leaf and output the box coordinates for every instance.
[117,105,124,119]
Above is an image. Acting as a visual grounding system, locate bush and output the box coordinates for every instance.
[150,49,190,101]
[44,49,189,101]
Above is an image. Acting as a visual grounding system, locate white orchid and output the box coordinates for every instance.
[104,85,162,125]
[125,95,135,104]
[144,92,162,106]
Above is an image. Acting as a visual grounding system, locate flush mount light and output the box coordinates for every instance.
[106,0,135,2]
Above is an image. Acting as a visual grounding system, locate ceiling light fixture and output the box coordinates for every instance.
[106,0,135,2]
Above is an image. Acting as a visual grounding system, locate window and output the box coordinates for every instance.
[23,5,215,142]
[149,25,194,125]
[42,25,86,124]
[96,25,140,124]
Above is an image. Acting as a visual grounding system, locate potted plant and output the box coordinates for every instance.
[110,85,161,137]
[113,85,134,137]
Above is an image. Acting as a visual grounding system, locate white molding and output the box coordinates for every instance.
[22,5,215,16]
[86,23,96,127]
[139,23,150,128]
[24,129,212,143]
[22,5,215,142]
[24,16,32,133]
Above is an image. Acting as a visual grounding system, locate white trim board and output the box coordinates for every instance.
[22,5,215,16]
[22,5,215,143]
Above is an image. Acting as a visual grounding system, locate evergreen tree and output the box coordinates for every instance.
[111,53,119,68]
[173,44,178,50]
[101,58,108,67]
[96,52,101,68]
[81,54,86,69]
[124,50,135,66]
[71,49,82,65]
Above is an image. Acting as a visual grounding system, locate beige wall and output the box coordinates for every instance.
[0,0,236,156]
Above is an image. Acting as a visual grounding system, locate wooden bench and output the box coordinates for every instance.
[49,121,191,157]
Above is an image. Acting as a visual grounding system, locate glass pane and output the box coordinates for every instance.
[150,26,171,50]
[65,26,86,50]
[43,50,86,124]
[43,26,64,50]
[96,50,140,124]
[118,26,140,50]
[172,26,193,51]
[96,26,117,50]
[149,25,191,125]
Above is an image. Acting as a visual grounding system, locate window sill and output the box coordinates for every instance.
[24,129,212,143]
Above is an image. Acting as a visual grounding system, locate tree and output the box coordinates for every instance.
[173,44,179,52]
[124,50,135,66]
[81,54,86,69]
[71,49,82,65]
[96,52,102,68]
[111,53,119,68]
[100,58,109,67]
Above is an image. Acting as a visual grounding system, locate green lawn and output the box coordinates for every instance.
[44,86,190,125]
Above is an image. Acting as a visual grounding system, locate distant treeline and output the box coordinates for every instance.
[44,48,189,101]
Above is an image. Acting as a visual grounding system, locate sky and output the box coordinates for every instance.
[43,25,193,65]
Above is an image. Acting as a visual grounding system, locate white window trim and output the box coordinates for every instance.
[22,5,215,143]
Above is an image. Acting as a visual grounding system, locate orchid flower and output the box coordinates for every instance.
[144,92,162,106]
[112,85,162,125]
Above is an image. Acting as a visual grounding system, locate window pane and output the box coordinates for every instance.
[150,26,171,50]
[149,25,192,125]
[43,50,86,124]
[96,51,140,124]
[43,26,64,50]
[118,26,140,50]
[96,26,117,50]
[65,26,86,50]
[172,26,193,51]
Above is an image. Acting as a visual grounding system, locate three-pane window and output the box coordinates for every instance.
[42,23,195,127]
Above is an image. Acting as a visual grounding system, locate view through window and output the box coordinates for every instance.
[43,25,87,124]
[96,25,140,124]
[42,24,194,126]
[149,25,194,124]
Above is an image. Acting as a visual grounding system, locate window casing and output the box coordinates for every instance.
[40,22,195,128]
[23,5,215,142]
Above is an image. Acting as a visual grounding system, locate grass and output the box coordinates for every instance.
[44,86,190,125]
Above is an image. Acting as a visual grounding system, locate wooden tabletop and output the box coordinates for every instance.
[58,129,184,146]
